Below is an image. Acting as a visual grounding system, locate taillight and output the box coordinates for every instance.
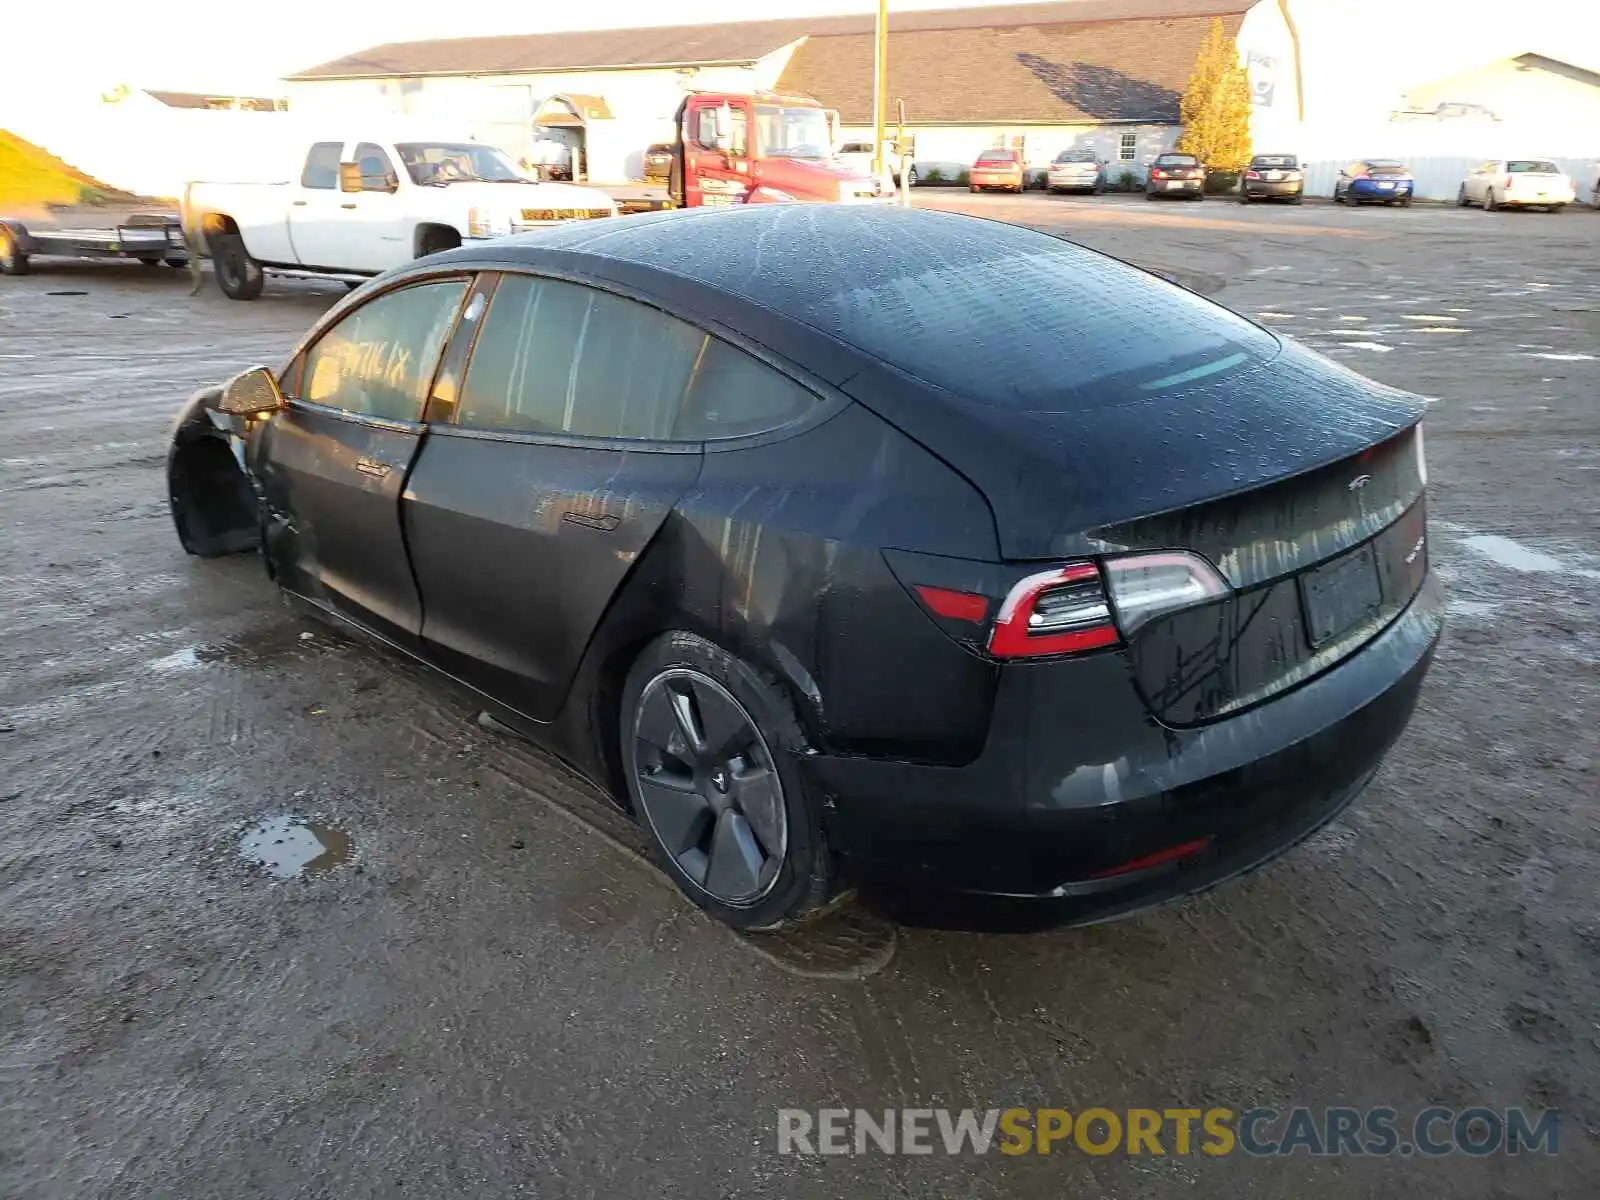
[1102,552,1230,637]
[989,564,1119,658]
[896,550,1233,662]
[1246,170,1261,179]
[1151,168,1166,179]
[1504,175,1514,190]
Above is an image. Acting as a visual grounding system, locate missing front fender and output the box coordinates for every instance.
[169,434,260,557]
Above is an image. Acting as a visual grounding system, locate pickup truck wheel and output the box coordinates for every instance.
[212,233,264,301]
[0,228,28,275]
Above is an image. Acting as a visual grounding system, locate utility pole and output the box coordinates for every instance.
[872,0,888,178]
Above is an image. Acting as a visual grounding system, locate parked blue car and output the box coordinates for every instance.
[1334,160,1415,206]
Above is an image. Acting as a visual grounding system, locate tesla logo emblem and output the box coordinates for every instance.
[1348,473,1373,491]
[1405,534,1426,565]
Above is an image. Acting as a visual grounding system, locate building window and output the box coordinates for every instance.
[1119,131,1138,161]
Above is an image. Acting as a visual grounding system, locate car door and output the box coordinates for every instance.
[256,275,472,649]
[343,142,410,274]
[401,272,715,720]
[287,141,353,269]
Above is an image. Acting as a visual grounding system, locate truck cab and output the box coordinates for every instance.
[668,92,887,207]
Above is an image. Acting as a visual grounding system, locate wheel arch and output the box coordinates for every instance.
[414,222,463,258]
[166,388,261,558]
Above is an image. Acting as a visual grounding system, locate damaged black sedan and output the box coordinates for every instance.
[168,205,1442,930]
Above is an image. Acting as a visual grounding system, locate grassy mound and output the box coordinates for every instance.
[0,129,136,210]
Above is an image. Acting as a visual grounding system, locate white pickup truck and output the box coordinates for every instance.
[184,136,620,299]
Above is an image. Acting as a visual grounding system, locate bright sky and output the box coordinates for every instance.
[0,0,1592,100]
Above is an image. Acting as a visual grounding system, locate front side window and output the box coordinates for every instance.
[394,141,525,185]
[298,280,468,421]
[301,142,344,190]
[354,142,398,191]
[455,275,818,441]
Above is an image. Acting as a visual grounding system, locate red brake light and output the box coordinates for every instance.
[913,585,989,624]
[1151,168,1166,178]
[989,564,1119,658]
[1246,170,1261,179]
[1504,175,1514,189]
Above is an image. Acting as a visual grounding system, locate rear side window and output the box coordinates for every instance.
[455,275,817,441]
[299,280,468,421]
[301,142,344,190]
[457,276,701,438]
[677,340,816,440]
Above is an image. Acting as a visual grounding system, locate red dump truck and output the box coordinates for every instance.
[615,90,892,213]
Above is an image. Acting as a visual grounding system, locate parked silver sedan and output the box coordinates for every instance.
[1046,151,1106,195]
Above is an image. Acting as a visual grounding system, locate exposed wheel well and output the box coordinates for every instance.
[201,213,241,240]
[415,223,462,258]
[169,433,259,558]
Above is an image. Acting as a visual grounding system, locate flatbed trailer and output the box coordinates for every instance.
[0,210,188,275]
[603,185,676,215]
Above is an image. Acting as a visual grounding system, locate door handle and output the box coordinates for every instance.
[355,457,391,478]
[341,203,358,210]
[292,200,308,207]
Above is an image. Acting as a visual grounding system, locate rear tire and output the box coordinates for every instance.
[0,227,29,275]
[211,232,264,300]
[1290,193,1304,205]
[1548,204,1565,214]
[620,632,836,931]
[1485,189,1498,212]
[1457,184,1470,207]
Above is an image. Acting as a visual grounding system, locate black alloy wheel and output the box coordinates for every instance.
[631,666,788,906]
[622,633,834,929]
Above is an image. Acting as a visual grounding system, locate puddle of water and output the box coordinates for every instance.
[239,815,353,880]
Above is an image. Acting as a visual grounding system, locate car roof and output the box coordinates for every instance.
[412,205,1157,392]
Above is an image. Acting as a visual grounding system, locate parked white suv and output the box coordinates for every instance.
[185,137,619,299]
[1457,159,1576,213]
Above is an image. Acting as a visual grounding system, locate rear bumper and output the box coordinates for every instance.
[804,571,1443,922]
[1048,174,1100,190]
[1500,193,1574,207]
[1244,180,1303,197]
[1148,179,1204,194]
[1350,182,1413,201]
[971,173,1023,188]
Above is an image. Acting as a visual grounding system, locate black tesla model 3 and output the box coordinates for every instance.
[168,205,1441,931]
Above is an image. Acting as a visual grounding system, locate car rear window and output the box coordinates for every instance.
[1157,154,1198,165]
[1253,155,1297,168]
[977,153,1015,162]
[1508,160,1559,173]
[1368,162,1409,175]
[758,214,1278,411]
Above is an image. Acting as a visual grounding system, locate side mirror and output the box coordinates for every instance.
[714,102,734,151]
[338,162,362,192]
[218,366,284,417]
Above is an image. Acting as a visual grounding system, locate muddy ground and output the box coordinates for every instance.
[2,195,1597,1198]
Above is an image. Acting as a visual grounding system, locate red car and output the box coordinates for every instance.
[969,149,1026,194]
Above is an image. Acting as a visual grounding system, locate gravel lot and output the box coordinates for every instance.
[2,195,1597,1198]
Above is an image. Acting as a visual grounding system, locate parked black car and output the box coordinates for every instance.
[642,143,674,184]
[167,206,1440,931]
[1240,153,1305,203]
[1146,152,1206,200]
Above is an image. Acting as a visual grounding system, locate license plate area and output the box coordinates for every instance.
[1300,545,1383,648]
[1165,180,1185,189]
